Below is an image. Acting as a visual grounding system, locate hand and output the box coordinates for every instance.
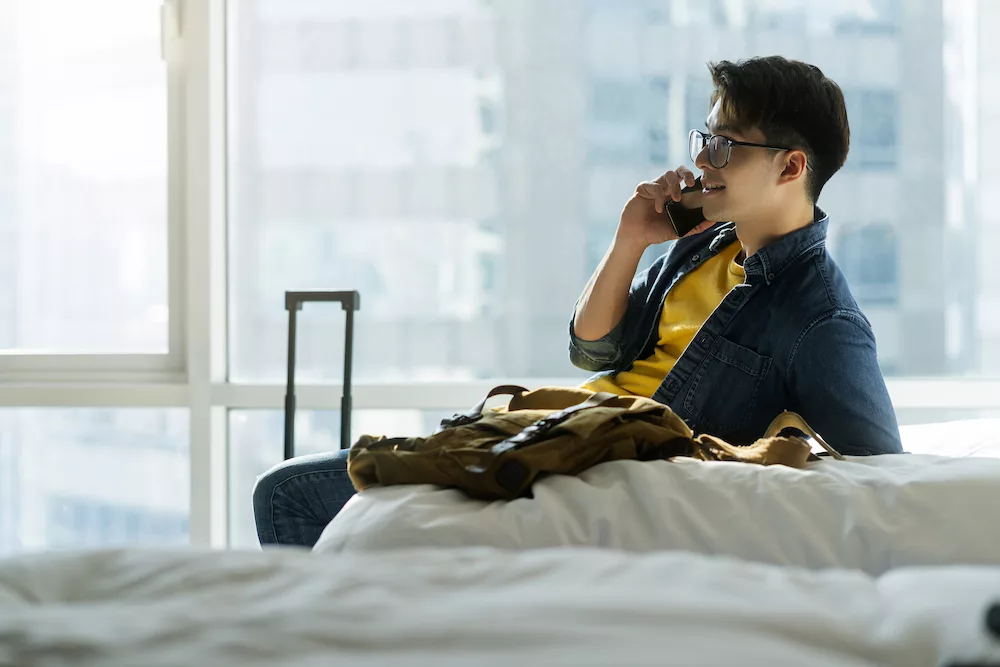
[616,166,714,251]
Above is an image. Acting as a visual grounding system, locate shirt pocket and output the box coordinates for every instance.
[682,336,773,434]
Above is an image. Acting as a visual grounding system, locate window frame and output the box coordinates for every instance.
[0,0,188,382]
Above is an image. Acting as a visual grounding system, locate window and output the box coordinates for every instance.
[0,0,170,354]
[748,0,898,33]
[46,497,188,550]
[227,0,995,385]
[586,0,670,24]
[588,77,671,166]
[835,0,899,34]
[645,77,670,165]
[0,409,189,555]
[749,3,807,30]
[1,0,998,555]
[228,0,508,383]
[588,79,644,165]
[835,224,900,306]
[683,0,733,27]
[845,90,898,170]
[686,78,713,138]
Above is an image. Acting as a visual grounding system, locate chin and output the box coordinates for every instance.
[702,205,728,223]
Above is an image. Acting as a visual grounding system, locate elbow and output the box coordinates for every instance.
[569,344,615,372]
[567,317,624,372]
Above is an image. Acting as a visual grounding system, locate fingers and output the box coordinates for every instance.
[635,181,667,214]
[636,166,699,213]
[658,171,682,202]
[675,165,697,189]
[655,167,696,202]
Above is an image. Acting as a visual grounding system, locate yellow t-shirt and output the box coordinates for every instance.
[583,242,745,397]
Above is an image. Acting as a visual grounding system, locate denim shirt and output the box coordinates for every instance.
[569,209,903,457]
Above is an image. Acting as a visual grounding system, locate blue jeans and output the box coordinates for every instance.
[252,449,357,548]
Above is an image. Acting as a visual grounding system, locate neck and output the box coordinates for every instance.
[736,198,816,258]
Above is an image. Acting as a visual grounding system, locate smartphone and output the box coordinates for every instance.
[680,176,703,197]
[665,177,706,237]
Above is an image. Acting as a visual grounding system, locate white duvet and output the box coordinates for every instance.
[1,546,999,667]
[316,420,1000,574]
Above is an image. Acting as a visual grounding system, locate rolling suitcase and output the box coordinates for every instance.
[283,290,361,460]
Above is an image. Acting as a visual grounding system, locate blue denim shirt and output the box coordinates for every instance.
[569,210,903,456]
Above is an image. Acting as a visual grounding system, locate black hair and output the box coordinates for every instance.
[708,56,850,201]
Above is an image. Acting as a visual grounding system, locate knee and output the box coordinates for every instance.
[253,451,350,511]
[252,460,287,524]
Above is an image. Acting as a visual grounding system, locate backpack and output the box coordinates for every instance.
[347,385,841,501]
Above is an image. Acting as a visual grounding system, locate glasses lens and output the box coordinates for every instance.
[689,130,705,163]
[708,135,729,168]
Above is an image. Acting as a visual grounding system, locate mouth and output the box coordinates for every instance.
[702,182,726,197]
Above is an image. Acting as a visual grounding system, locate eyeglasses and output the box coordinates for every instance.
[689,129,808,170]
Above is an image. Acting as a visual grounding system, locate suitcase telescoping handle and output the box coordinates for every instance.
[284,290,361,461]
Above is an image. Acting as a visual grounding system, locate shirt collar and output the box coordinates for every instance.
[740,207,829,286]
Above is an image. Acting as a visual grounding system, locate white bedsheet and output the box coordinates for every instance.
[1,546,998,667]
[900,418,1000,458]
[316,421,1000,573]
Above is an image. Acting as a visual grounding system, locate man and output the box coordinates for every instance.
[253,56,901,549]
[572,56,902,456]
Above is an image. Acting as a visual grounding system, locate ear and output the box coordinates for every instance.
[778,150,809,185]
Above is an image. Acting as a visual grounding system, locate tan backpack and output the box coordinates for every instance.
[347,385,842,501]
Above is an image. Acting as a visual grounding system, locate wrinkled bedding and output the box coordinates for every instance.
[1,546,999,667]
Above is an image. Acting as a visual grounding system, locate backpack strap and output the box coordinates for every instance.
[763,411,845,461]
[490,391,622,455]
[436,384,531,432]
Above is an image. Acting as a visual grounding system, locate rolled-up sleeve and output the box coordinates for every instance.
[568,254,664,373]
[568,313,628,372]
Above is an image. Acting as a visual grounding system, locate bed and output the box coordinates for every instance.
[314,419,1000,574]
[1,546,999,666]
[1,419,998,666]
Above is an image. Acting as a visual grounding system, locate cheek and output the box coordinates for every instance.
[725,162,771,196]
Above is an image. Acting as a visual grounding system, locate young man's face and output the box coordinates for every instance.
[696,99,789,225]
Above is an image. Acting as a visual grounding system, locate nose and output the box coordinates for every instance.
[694,144,712,171]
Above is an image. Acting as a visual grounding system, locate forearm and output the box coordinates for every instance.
[573,235,646,342]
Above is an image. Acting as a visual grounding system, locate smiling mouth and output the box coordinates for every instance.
[702,183,726,195]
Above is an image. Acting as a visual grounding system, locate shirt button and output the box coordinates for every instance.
[692,254,701,263]
[767,272,775,281]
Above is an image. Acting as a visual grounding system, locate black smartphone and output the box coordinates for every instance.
[680,176,703,197]
[665,177,706,237]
